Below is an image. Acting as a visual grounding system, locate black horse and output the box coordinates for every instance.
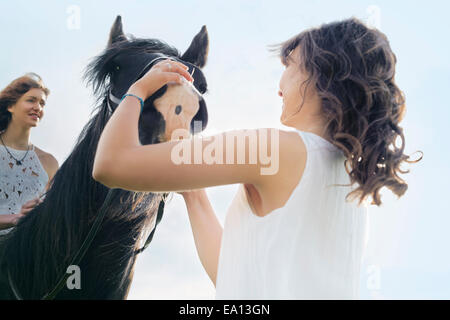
[0,16,209,299]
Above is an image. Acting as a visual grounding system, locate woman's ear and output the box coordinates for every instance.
[7,104,15,114]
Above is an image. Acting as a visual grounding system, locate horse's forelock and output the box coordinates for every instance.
[84,38,181,101]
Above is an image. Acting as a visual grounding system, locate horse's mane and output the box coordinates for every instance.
[85,37,181,100]
[0,37,177,299]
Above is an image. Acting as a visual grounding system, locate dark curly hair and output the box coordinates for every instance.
[0,73,50,132]
[277,18,423,206]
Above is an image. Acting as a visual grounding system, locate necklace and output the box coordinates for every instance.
[0,134,31,166]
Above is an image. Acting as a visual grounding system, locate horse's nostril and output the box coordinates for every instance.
[175,105,182,115]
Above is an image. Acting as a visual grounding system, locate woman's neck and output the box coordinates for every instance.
[303,126,330,141]
[292,119,330,142]
[0,123,32,150]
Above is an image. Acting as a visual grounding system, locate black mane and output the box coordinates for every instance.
[0,39,180,300]
[85,38,181,99]
[0,17,209,299]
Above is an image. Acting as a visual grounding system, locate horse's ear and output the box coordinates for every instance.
[107,15,127,47]
[181,26,209,68]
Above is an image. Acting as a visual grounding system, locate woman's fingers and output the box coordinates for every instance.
[157,60,193,82]
[166,64,193,82]
[130,59,194,100]
[162,72,188,84]
[21,200,35,209]
[160,59,189,71]
[25,198,41,207]
[21,198,42,211]
[20,207,33,215]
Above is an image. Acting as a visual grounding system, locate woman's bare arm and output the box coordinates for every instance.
[182,190,223,286]
[92,60,291,193]
[0,214,17,230]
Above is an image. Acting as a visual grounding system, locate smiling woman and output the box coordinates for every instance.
[0,73,59,235]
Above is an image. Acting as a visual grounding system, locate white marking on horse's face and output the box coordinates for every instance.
[153,81,201,141]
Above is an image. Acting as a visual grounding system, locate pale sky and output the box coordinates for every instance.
[0,0,448,299]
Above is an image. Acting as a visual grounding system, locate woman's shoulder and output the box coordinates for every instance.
[221,127,306,161]
[34,146,59,179]
[249,128,307,217]
[278,128,307,156]
[250,128,306,166]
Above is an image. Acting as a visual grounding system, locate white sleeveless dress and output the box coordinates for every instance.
[215,130,369,299]
[0,144,48,235]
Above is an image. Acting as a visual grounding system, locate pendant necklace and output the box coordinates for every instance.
[0,134,31,166]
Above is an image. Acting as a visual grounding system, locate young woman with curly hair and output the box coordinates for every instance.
[93,18,422,299]
[0,73,59,235]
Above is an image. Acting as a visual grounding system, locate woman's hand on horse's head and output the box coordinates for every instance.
[129,59,194,100]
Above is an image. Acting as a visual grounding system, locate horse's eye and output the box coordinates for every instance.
[175,105,182,115]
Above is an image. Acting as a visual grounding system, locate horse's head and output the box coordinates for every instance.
[86,15,209,144]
